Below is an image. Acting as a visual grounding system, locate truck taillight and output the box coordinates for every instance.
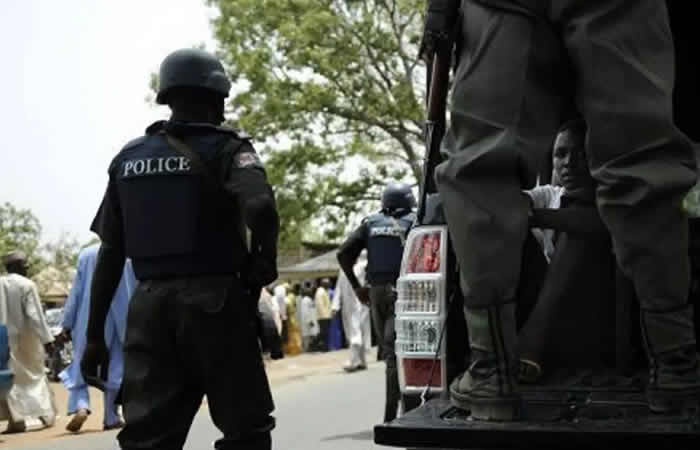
[402,358,442,388]
[396,318,441,353]
[404,231,442,274]
[396,277,442,314]
[396,226,448,395]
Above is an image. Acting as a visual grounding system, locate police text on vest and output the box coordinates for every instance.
[122,157,191,178]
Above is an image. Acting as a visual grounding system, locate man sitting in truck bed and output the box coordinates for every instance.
[519,118,614,383]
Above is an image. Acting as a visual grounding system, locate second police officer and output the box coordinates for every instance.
[337,183,416,423]
[80,49,279,450]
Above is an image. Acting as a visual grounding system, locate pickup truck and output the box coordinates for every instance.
[374,3,699,448]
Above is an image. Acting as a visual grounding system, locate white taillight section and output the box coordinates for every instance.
[395,226,448,394]
[396,276,443,314]
[396,318,442,354]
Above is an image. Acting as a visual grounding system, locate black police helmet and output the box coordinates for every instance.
[381,183,416,212]
[156,48,231,104]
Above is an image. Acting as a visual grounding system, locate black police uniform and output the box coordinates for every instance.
[90,120,277,450]
[337,210,415,423]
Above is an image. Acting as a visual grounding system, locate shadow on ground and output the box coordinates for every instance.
[321,429,374,441]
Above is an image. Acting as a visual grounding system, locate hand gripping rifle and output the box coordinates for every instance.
[417,0,461,223]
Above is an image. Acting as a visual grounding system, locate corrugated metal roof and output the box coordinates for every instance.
[277,249,340,280]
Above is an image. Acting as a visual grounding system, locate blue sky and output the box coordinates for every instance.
[1,0,217,244]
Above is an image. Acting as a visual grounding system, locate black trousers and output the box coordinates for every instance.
[118,276,274,450]
[370,284,399,422]
[316,318,331,352]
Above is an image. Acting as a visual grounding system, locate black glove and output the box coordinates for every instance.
[81,338,110,391]
[420,0,461,62]
[355,286,371,306]
[246,255,278,289]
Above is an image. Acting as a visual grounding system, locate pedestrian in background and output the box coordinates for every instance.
[59,243,137,432]
[259,286,281,337]
[273,282,288,347]
[282,284,302,356]
[0,251,57,433]
[327,278,344,351]
[332,256,371,372]
[299,282,319,352]
[314,278,332,352]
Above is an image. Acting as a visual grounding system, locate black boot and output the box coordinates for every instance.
[450,303,520,421]
[640,305,700,413]
[215,431,271,450]
[384,364,400,422]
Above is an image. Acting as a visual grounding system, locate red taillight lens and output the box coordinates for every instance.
[406,233,441,273]
[402,358,442,388]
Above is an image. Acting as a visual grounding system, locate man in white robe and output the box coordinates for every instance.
[298,282,319,352]
[332,258,371,372]
[0,251,57,433]
[258,286,281,335]
[273,282,288,338]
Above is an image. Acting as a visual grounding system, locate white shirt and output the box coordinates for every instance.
[525,184,565,263]
[273,284,287,321]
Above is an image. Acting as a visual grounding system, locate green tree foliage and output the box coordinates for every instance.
[208,0,426,249]
[1,202,87,284]
[0,202,44,275]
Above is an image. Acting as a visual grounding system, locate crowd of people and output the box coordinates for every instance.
[257,264,373,374]
[0,245,381,436]
[0,247,380,437]
[0,245,135,435]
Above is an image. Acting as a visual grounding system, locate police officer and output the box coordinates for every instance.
[422,0,700,420]
[81,48,279,450]
[337,182,416,423]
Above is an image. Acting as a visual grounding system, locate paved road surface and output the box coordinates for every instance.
[6,360,389,450]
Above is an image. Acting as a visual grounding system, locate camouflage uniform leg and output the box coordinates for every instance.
[556,0,700,411]
[435,0,569,420]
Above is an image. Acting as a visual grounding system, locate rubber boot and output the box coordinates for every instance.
[450,303,520,421]
[640,305,700,413]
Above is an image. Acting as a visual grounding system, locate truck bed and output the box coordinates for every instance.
[375,372,700,448]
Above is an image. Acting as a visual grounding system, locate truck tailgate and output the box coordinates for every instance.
[374,393,700,448]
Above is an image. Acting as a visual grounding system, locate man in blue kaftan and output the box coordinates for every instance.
[59,243,137,432]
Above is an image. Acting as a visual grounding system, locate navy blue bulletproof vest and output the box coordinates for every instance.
[365,211,415,285]
[112,125,248,279]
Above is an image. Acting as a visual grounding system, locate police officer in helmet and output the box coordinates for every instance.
[81,48,279,450]
[337,182,416,423]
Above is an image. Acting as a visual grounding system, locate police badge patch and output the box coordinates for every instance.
[233,152,263,169]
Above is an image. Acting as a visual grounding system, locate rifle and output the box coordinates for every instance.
[417,1,460,223]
